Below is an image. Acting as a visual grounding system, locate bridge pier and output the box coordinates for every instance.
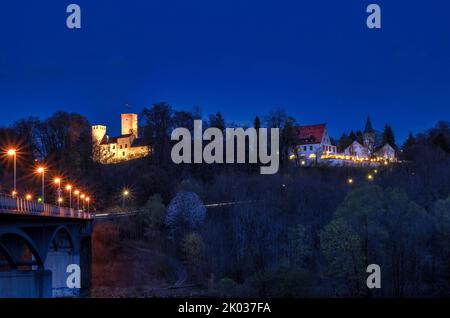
[0,269,52,298]
[45,250,81,297]
[80,236,92,296]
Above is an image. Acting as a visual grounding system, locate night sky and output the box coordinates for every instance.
[1,0,449,141]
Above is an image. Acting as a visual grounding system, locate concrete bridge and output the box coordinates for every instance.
[0,193,94,298]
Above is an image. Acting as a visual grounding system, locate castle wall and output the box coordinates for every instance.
[121,113,138,137]
[93,113,149,164]
[92,125,106,144]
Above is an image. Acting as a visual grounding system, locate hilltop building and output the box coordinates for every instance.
[294,124,337,159]
[92,113,150,164]
[292,117,397,167]
[343,117,396,161]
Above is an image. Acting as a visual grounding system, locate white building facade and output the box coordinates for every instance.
[294,124,337,158]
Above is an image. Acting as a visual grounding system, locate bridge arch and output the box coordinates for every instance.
[47,225,76,254]
[0,229,44,268]
[44,225,81,297]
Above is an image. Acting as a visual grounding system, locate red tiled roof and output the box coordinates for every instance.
[295,124,326,145]
[100,134,135,145]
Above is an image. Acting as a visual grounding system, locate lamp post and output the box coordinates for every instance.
[36,167,45,203]
[74,190,80,211]
[80,194,85,211]
[54,178,62,206]
[122,190,129,208]
[7,149,17,196]
[85,197,90,213]
[66,185,73,209]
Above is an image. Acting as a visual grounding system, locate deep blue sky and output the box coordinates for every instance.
[0,0,449,141]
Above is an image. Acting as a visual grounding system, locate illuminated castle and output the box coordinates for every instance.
[92,113,150,164]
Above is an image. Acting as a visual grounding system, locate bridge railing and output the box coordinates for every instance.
[0,193,94,220]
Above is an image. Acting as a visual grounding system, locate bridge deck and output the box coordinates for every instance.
[0,194,94,220]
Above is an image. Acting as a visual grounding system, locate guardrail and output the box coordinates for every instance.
[0,193,94,220]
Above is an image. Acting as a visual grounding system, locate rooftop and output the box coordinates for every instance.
[295,124,327,145]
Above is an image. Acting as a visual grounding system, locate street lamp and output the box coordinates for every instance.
[85,197,90,213]
[36,166,45,203]
[74,190,80,211]
[54,178,62,205]
[65,185,73,209]
[25,194,32,201]
[80,194,85,211]
[122,189,129,208]
[7,149,17,195]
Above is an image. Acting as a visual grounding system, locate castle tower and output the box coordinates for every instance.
[363,116,375,155]
[121,113,138,137]
[92,125,107,144]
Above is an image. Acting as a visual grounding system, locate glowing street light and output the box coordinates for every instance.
[74,190,80,211]
[36,166,45,203]
[85,197,90,213]
[54,177,62,205]
[122,189,130,208]
[367,174,374,181]
[25,194,32,201]
[66,185,73,209]
[347,178,354,185]
[80,194,85,211]
[58,197,63,207]
[11,190,17,198]
[7,149,17,195]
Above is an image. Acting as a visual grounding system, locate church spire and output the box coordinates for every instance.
[364,116,374,134]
